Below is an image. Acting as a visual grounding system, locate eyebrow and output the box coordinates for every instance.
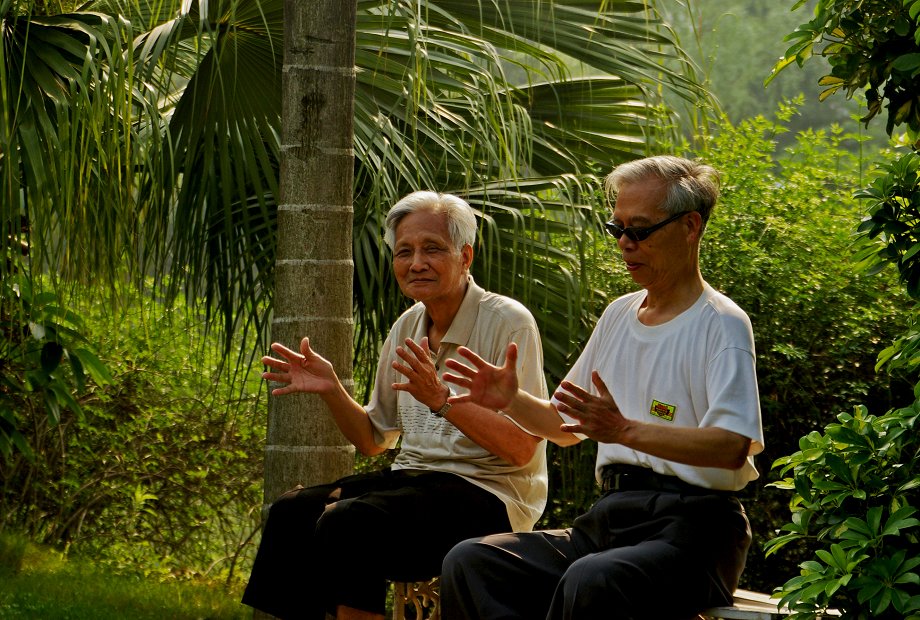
[611,214,655,226]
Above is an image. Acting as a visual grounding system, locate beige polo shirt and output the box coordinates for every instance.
[364,277,548,532]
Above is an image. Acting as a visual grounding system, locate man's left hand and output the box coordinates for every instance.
[391,337,450,411]
[555,370,631,443]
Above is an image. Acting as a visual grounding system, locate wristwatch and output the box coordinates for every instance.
[430,386,454,417]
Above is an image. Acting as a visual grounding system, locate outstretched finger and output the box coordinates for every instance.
[444,358,476,378]
[591,370,613,399]
[271,384,300,397]
[446,391,475,405]
[442,371,471,388]
[270,342,300,362]
[397,340,433,370]
[558,379,592,401]
[262,370,290,384]
[456,345,491,368]
[403,337,431,360]
[391,360,415,378]
[500,342,519,372]
[261,355,288,372]
[299,337,315,359]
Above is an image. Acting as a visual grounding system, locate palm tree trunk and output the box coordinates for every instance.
[262,0,358,515]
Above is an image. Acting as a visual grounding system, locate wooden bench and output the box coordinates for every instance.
[700,589,791,619]
[392,580,798,620]
[392,578,440,619]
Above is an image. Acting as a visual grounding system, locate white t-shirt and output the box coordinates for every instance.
[365,277,549,531]
[555,283,764,492]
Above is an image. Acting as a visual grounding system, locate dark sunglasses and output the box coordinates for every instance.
[604,211,692,242]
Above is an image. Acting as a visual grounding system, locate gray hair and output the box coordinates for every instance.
[604,155,720,228]
[384,191,477,251]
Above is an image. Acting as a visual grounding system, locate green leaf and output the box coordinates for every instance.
[40,341,64,374]
[71,348,114,386]
[892,54,920,73]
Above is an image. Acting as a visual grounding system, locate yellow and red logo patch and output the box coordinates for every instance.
[650,399,676,421]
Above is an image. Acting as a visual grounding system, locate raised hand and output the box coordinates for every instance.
[555,370,628,442]
[443,343,519,411]
[261,337,339,396]
[391,337,449,410]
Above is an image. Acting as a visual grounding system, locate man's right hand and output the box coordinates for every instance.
[261,337,338,396]
[443,343,519,411]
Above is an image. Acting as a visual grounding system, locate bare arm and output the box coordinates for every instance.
[262,337,385,456]
[446,346,751,467]
[393,338,542,466]
[555,370,751,469]
[443,343,581,447]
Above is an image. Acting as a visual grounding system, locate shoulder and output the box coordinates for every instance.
[478,290,538,327]
[597,289,644,324]
[699,286,754,344]
[701,286,751,325]
[390,301,426,333]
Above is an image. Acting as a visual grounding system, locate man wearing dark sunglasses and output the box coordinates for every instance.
[438,155,764,620]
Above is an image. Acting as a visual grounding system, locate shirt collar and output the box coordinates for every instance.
[439,275,483,347]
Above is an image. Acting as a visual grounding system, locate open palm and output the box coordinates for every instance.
[261,338,339,396]
[444,343,520,411]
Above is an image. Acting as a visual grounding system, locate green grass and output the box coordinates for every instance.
[0,533,250,619]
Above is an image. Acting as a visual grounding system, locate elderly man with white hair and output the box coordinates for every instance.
[242,191,548,620]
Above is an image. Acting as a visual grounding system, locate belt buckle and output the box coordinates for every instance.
[604,471,624,492]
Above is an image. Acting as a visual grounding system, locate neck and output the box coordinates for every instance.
[639,270,704,326]
[425,277,469,341]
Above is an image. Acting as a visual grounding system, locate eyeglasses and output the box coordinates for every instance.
[604,211,692,242]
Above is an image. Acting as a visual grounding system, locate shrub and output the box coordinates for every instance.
[765,402,920,619]
[0,280,265,585]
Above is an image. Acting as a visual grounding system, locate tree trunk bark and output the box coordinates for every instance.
[261,0,357,523]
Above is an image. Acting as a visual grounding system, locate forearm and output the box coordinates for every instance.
[617,423,750,470]
[318,383,385,456]
[504,390,580,447]
[444,402,542,466]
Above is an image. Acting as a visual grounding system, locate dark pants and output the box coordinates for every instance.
[242,469,511,619]
[441,489,751,620]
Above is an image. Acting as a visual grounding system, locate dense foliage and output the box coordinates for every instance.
[761,1,920,617]
[1,0,706,387]
[771,0,920,136]
[0,281,265,584]
[767,404,920,619]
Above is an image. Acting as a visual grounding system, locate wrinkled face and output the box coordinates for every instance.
[392,208,472,305]
[610,178,697,290]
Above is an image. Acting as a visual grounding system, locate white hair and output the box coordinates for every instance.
[384,191,477,251]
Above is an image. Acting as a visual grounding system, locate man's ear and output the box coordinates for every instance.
[461,243,474,270]
[686,211,704,243]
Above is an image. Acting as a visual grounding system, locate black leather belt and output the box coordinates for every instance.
[600,463,735,497]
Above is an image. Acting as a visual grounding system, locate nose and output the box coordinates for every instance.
[617,233,637,252]
[409,249,428,271]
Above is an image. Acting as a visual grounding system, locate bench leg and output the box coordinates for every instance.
[391,579,441,620]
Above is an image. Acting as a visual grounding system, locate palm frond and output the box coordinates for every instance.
[6,0,712,380]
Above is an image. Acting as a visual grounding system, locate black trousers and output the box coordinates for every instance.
[242,469,511,619]
[441,489,751,620]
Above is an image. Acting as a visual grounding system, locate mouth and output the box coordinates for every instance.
[624,260,641,272]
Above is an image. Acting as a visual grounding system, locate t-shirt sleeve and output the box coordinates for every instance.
[703,344,764,455]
